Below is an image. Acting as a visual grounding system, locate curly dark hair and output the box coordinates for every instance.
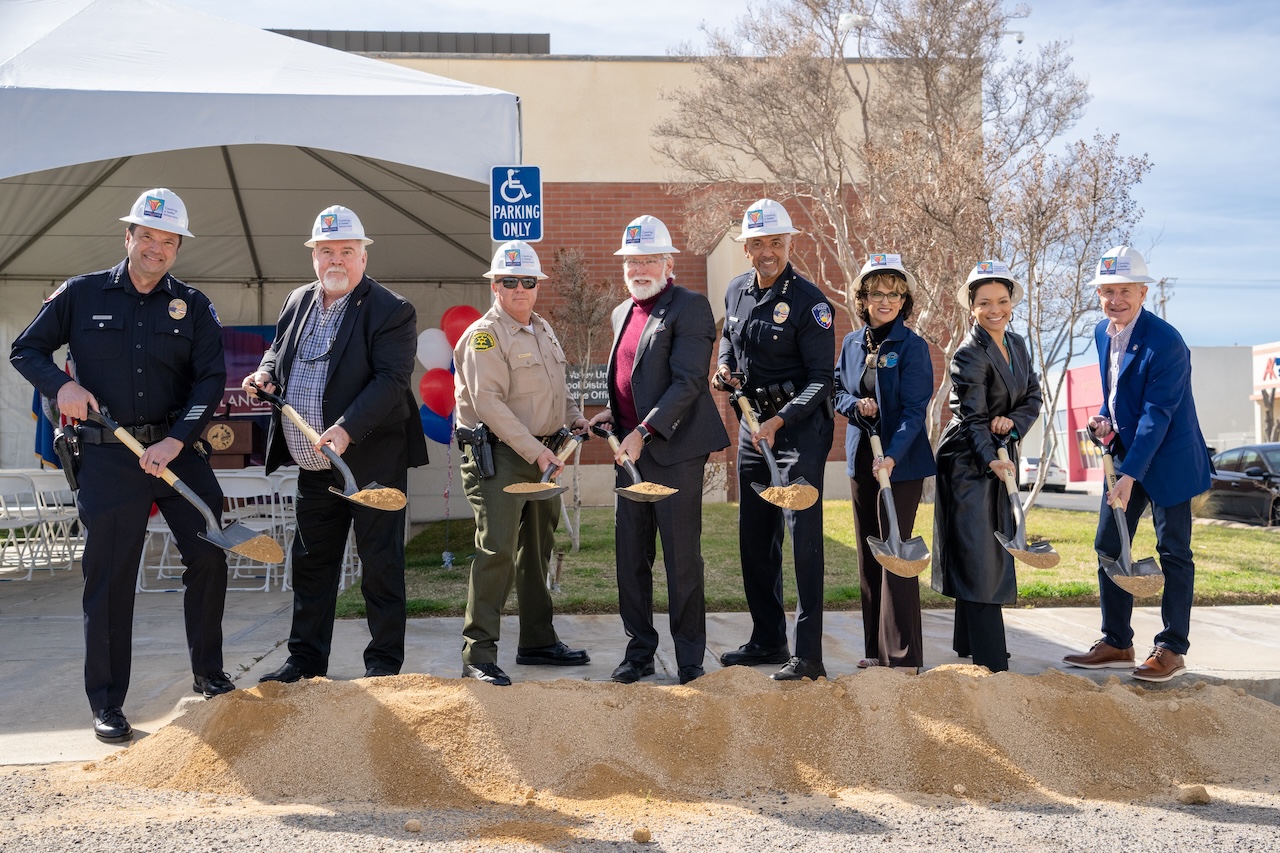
[855,271,914,325]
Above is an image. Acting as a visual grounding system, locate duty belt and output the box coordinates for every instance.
[77,422,171,446]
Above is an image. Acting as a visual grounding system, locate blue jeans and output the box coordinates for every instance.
[1095,478,1195,655]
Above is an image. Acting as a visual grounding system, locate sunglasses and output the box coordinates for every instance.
[499,277,538,290]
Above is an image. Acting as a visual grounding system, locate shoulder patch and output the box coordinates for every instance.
[44,282,69,303]
[471,331,496,352]
[208,303,222,327]
[812,302,833,329]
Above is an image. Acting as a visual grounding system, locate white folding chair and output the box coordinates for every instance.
[0,473,46,581]
[217,473,286,592]
[273,470,298,591]
[25,469,81,570]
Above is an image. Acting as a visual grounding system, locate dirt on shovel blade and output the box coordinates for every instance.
[229,535,285,564]
[350,487,407,511]
[622,482,677,497]
[875,553,929,578]
[758,484,818,510]
[504,482,560,494]
[1111,573,1165,597]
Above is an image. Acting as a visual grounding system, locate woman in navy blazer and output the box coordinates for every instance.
[833,254,936,672]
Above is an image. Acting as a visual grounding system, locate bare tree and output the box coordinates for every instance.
[545,248,616,551]
[654,0,1136,456]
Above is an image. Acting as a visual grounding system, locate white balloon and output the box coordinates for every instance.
[417,328,453,371]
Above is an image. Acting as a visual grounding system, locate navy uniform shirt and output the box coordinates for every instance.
[718,262,835,424]
[10,259,226,445]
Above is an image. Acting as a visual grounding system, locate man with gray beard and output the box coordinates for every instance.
[243,205,427,683]
[588,215,729,685]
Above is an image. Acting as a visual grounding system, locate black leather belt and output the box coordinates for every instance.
[78,422,171,446]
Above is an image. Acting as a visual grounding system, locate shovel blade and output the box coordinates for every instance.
[502,483,568,501]
[614,484,676,503]
[200,522,285,564]
[868,535,931,578]
[328,483,407,512]
[752,479,819,510]
[1104,556,1164,597]
[994,531,1061,569]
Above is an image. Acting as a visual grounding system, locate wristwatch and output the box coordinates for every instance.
[635,423,655,445]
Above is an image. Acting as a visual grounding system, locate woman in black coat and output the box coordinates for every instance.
[931,260,1043,673]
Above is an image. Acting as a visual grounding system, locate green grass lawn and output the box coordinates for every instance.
[336,501,1280,618]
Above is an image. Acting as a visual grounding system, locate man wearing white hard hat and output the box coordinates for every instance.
[12,188,233,743]
[713,199,836,681]
[244,205,428,684]
[452,240,591,686]
[587,216,729,685]
[1062,246,1211,682]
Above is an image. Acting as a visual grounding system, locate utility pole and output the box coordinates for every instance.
[1153,276,1176,319]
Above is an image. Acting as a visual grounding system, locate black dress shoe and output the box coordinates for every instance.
[193,672,236,698]
[258,661,322,684]
[515,641,590,666]
[678,665,705,685]
[363,667,398,678]
[462,662,512,686]
[719,642,791,667]
[771,656,827,681]
[93,707,132,743]
[611,660,656,684]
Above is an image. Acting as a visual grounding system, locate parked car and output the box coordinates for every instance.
[1192,443,1280,526]
[1019,456,1067,492]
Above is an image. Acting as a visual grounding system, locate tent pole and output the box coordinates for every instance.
[220,146,266,323]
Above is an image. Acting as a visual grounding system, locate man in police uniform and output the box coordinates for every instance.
[453,240,590,686]
[11,188,233,743]
[244,205,427,684]
[713,198,836,681]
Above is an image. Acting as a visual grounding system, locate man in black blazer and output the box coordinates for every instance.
[588,215,729,685]
[242,205,428,682]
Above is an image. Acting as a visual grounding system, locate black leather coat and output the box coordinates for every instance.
[931,324,1042,604]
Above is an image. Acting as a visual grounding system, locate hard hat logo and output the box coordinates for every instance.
[625,225,642,244]
[871,253,903,268]
[978,260,994,274]
[1100,256,1127,275]
[144,196,164,217]
[747,209,764,228]
[320,214,338,232]
[505,249,521,266]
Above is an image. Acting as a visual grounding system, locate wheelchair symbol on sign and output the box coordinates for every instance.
[499,169,533,203]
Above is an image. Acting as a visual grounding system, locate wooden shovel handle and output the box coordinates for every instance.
[995,447,1019,494]
[868,434,892,490]
[279,402,325,445]
[735,395,762,435]
[1099,450,1126,510]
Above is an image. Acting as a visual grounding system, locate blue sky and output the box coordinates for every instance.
[176,0,1280,348]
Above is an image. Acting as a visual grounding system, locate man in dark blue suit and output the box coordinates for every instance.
[1063,246,1212,682]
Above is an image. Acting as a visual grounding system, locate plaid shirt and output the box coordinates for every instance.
[283,289,352,470]
[1105,307,1141,421]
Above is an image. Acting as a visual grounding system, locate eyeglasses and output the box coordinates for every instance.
[866,290,905,303]
[499,276,538,290]
[623,257,665,268]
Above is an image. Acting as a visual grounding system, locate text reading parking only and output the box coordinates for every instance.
[491,166,542,242]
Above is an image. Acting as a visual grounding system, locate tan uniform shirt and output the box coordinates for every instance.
[454,305,583,464]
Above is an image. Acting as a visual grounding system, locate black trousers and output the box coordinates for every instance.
[849,437,924,667]
[953,599,1009,673]
[77,442,228,712]
[615,452,709,669]
[285,466,408,674]
[737,412,834,660]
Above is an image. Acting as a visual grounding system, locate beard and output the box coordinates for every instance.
[625,275,667,301]
[320,268,352,292]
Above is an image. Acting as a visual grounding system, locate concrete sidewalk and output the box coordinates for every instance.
[2,566,1278,766]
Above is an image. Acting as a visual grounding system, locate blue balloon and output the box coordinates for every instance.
[419,404,454,445]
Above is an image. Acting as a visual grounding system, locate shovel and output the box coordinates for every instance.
[590,424,676,503]
[993,443,1061,568]
[251,386,406,512]
[734,394,818,511]
[84,410,284,564]
[1090,433,1164,597]
[502,433,586,500]
[864,433,930,577]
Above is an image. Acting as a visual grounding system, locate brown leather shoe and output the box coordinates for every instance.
[1062,640,1135,669]
[1132,647,1186,683]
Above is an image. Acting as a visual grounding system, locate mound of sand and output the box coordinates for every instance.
[90,666,1280,806]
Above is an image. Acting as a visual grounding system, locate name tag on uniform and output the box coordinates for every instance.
[518,352,532,359]
[92,314,112,320]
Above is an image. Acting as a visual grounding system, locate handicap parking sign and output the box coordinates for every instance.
[490,165,542,242]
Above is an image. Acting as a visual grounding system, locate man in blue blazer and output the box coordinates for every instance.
[1063,246,1211,682]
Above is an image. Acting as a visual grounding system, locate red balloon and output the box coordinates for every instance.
[440,304,483,347]
[419,368,456,417]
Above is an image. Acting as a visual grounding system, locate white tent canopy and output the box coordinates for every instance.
[0,0,520,496]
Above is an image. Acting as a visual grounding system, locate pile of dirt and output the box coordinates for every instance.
[90,666,1280,807]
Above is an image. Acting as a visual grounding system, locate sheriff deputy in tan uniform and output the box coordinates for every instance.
[453,240,591,686]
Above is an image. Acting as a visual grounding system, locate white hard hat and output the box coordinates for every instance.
[119,188,193,238]
[853,252,919,294]
[734,198,802,242]
[484,240,548,279]
[959,259,1025,307]
[304,205,373,247]
[1087,245,1155,288]
[613,215,681,256]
